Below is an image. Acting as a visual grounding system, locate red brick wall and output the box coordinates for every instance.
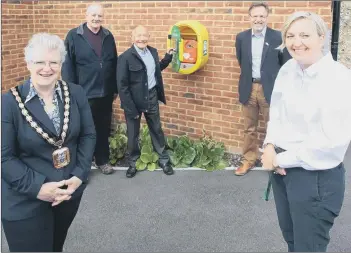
[1,1,332,153]
[1,1,35,92]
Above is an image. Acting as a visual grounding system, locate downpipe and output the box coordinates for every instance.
[331,0,341,60]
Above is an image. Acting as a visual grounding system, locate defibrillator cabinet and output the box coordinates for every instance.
[167,20,209,74]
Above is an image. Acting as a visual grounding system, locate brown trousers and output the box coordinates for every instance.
[242,83,269,163]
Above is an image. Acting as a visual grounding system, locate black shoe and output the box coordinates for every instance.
[126,166,137,178]
[161,164,174,175]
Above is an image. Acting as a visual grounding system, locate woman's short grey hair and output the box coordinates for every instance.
[278,11,328,51]
[24,33,67,64]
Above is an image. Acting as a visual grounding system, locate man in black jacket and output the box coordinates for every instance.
[62,4,118,175]
[117,25,174,178]
[234,2,291,176]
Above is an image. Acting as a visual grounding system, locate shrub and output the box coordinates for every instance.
[109,123,128,165]
[192,135,228,171]
[135,125,159,171]
[167,135,196,168]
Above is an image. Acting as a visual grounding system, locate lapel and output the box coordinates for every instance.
[147,46,159,72]
[19,80,59,137]
[260,27,271,69]
[57,81,65,135]
[147,46,158,63]
[131,45,158,66]
[247,30,253,65]
[131,45,145,64]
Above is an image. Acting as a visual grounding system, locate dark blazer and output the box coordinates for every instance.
[62,23,118,99]
[235,27,291,104]
[117,45,172,119]
[1,80,96,221]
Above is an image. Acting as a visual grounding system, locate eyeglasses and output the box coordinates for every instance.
[32,61,61,69]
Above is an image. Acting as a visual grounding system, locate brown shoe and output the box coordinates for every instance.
[234,161,254,176]
[98,164,114,175]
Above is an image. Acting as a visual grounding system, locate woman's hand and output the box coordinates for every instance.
[261,144,276,170]
[274,168,286,176]
[37,180,69,202]
[52,176,82,206]
[65,176,82,194]
[261,144,286,176]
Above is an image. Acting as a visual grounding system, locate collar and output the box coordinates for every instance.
[252,26,267,38]
[25,80,63,104]
[295,52,333,77]
[133,44,149,55]
[83,23,102,36]
[77,22,109,36]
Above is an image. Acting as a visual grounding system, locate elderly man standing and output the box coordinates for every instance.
[117,25,174,178]
[62,4,118,175]
[234,2,290,176]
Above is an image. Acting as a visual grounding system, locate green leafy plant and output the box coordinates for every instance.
[167,135,196,168]
[109,123,128,165]
[136,125,159,171]
[140,124,152,147]
[136,145,159,171]
[192,135,229,171]
[109,124,230,171]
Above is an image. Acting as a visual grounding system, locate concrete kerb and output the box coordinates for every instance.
[91,166,266,171]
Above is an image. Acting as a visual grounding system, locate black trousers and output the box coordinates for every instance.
[2,195,82,252]
[88,95,114,166]
[124,87,169,167]
[271,164,345,252]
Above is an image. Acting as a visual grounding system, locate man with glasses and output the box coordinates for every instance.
[62,4,118,175]
[234,2,290,176]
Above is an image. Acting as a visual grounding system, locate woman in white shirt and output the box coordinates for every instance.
[261,11,351,252]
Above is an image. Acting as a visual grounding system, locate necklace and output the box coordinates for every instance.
[11,80,71,169]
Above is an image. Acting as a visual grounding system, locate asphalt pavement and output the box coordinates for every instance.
[2,145,351,252]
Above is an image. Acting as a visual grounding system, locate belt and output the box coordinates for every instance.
[252,78,261,83]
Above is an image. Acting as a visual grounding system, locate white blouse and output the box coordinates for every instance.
[264,52,351,170]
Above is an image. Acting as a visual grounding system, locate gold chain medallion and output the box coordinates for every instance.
[11,80,71,169]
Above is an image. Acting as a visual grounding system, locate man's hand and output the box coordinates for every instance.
[134,115,140,119]
[37,180,69,202]
[167,48,175,54]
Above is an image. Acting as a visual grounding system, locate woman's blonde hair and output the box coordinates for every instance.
[278,11,328,51]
